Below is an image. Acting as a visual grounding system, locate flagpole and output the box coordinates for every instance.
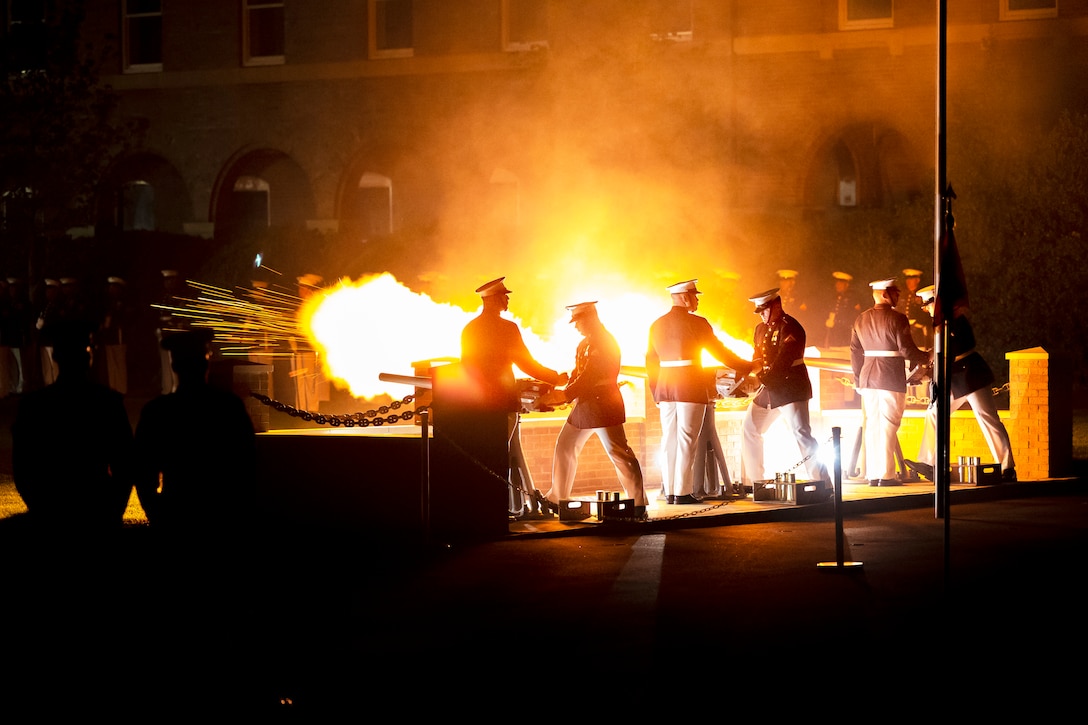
[935,1,952,572]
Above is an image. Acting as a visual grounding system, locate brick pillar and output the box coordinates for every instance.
[1006,347,1072,479]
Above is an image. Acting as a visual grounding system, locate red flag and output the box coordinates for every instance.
[935,194,968,325]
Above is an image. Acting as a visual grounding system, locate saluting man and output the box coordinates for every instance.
[647,279,751,505]
[740,288,830,489]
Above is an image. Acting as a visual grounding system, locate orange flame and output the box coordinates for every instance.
[303,273,757,399]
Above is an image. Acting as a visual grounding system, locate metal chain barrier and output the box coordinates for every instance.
[249,391,426,427]
[648,497,736,521]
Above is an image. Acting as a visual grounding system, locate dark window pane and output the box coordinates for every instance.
[1008,0,1056,10]
[507,0,547,43]
[10,0,45,24]
[847,0,893,22]
[127,0,162,15]
[376,0,413,50]
[249,7,285,57]
[128,16,162,65]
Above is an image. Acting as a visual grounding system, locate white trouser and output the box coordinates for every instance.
[547,421,647,506]
[741,400,830,485]
[658,401,707,497]
[918,387,1015,472]
[693,405,731,497]
[860,388,905,481]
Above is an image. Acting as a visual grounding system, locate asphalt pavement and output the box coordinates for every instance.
[251,475,1088,717]
[1,471,1085,716]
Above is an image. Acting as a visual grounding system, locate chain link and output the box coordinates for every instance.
[248,392,427,427]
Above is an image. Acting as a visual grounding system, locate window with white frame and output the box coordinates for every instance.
[502,0,547,51]
[232,175,271,234]
[1000,0,1057,21]
[839,0,893,31]
[368,0,412,59]
[356,173,393,238]
[123,0,162,73]
[243,0,285,66]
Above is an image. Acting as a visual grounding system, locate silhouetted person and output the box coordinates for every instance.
[11,319,133,531]
[134,329,256,533]
[456,277,567,518]
[131,328,257,707]
[96,275,131,394]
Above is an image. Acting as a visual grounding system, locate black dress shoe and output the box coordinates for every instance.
[878,478,903,487]
[903,459,933,481]
[1002,468,1017,482]
[665,495,675,504]
[533,490,557,515]
[671,494,701,505]
[869,480,881,487]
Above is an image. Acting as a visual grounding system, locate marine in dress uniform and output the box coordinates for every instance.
[156,270,188,394]
[850,278,929,485]
[896,268,933,351]
[0,277,30,396]
[97,276,129,394]
[776,269,809,328]
[35,278,62,386]
[822,271,861,348]
[542,302,647,516]
[905,286,1016,482]
[457,277,567,517]
[291,273,330,411]
[647,279,751,504]
[740,289,830,488]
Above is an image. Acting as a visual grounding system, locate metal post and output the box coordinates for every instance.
[833,427,844,563]
[420,409,431,544]
[818,426,862,571]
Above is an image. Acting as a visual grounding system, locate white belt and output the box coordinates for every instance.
[864,351,902,357]
[791,359,804,366]
[660,360,695,367]
[954,348,976,362]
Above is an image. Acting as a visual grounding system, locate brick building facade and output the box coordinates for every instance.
[44,2,1082,307]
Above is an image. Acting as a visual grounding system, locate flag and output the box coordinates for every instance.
[934,188,968,326]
